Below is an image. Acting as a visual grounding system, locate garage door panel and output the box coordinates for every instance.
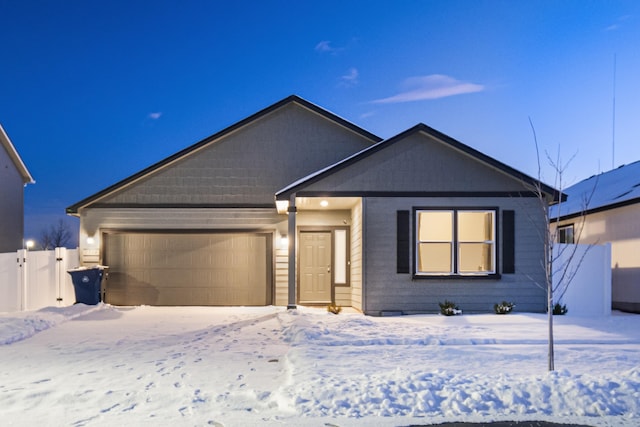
[104,232,271,306]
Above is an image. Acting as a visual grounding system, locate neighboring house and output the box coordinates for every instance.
[0,124,34,253]
[67,96,559,314]
[550,161,640,313]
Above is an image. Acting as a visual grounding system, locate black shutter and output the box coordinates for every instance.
[502,210,515,274]
[397,210,410,274]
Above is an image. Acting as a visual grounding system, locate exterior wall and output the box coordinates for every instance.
[79,207,361,307]
[274,245,288,306]
[556,203,640,312]
[98,103,374,207]
[0,143,25,252]
[362,196,546,315]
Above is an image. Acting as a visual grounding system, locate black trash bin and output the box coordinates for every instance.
[67,266,108,305]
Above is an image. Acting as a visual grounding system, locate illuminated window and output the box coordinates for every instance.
[416,209,496,275]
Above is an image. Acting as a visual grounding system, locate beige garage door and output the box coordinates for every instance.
[103,232,272,306]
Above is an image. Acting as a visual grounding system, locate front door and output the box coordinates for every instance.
[299,231,332,304]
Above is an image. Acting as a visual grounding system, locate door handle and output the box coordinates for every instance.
[327,265,331,273]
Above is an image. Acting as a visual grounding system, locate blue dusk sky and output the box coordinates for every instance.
[1,1,639,245]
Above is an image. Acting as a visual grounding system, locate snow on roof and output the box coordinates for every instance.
[550,160,640,219]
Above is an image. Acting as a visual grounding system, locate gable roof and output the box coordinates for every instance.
[66,95,382,214]
[0,124,34,185]
[277,123,561,201]
[550,160,640,221]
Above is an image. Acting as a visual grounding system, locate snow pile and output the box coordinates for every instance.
[279,309,640,424]
[0,305,639,426]
[0,303,105,345]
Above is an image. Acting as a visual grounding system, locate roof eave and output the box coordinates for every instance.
[0,124,34,185]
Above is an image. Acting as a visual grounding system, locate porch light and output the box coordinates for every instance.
[25,240,34,250]
[320,200,329,207]
[86,237,95,245]
[278,234,289,250]
[276,199,289,214]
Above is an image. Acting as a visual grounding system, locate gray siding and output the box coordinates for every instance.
[362,197,546,315]
[0,143,25,252]
[301,132,531,194]
[98,103,374,206]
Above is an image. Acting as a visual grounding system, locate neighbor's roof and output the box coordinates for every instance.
[66,95,382,214]
[0,124,34,185]
[550,160,640,220]
[277,123,562,201]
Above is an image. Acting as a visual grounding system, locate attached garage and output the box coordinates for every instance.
[103,232,272,306]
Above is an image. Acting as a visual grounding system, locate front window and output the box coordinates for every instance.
[416,209,496,276]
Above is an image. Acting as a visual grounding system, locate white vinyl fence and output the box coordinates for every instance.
[0,248,79,313]
[0,244,613,315]
[554,243,612,317]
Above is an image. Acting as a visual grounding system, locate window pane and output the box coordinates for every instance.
[418,211,452,241]
[458,243,494,273]
[334,229,347,284]
[418,243,452,273]
[558,226,574,244]
[458,211,494,241]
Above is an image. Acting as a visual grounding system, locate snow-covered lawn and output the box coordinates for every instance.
[1,305,639,426]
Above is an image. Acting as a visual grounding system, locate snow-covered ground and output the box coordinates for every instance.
[1,305,639,426]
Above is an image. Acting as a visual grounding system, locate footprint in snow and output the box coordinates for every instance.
[100,403,120,413]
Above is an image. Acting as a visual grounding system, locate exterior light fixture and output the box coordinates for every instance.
[25,240,35,250]
[276,200,289,214]
[86,237,95,245]
[320,200,329,207]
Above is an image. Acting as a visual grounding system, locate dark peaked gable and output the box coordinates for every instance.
[67,95,381,214]
[277,123,561,200]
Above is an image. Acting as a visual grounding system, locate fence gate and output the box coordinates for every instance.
[0,248,79,312]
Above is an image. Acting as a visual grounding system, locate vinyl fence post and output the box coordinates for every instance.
[55,247,66,306]
[17,249,28,311]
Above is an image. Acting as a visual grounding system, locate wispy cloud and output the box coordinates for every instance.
[315,40,346,54]
[605,14,632,31]
[148,112,162,120]
[340,67,359,86]
[359,111,376,119]
[315,40,333,52]
[371,74,484,104]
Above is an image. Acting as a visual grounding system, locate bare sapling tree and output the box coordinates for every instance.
[39,219,73,250]
[527,118,597,371]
